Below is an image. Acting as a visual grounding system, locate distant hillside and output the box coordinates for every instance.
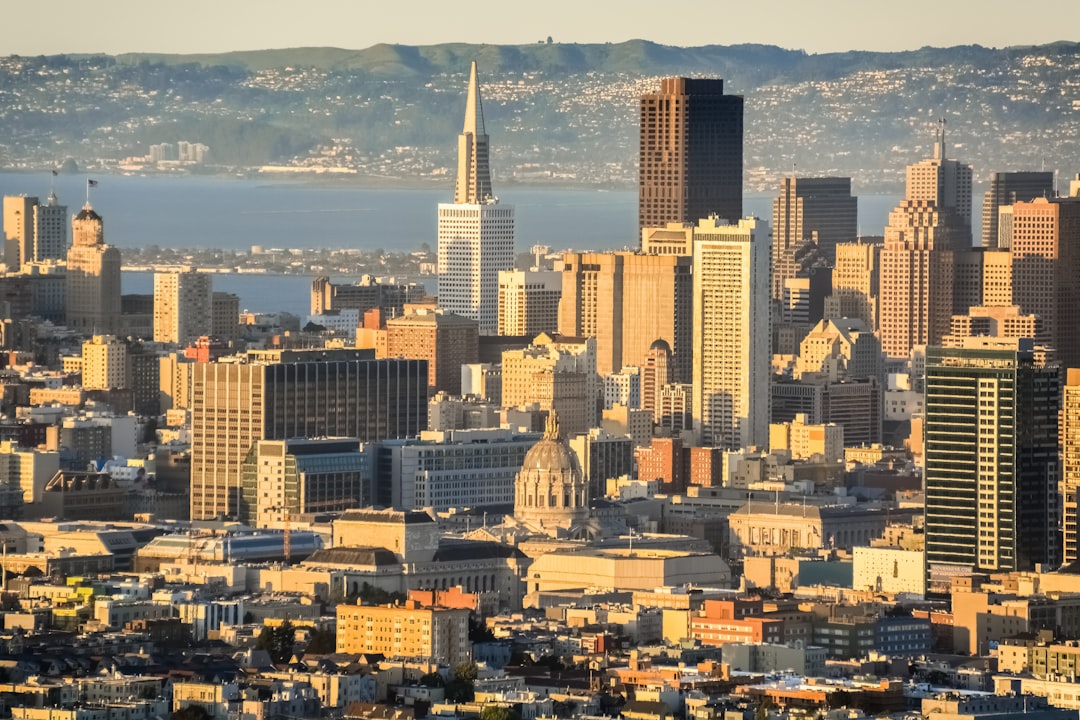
[4,40,1079,192]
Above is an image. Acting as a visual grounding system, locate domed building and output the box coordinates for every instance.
[513,412,590,537]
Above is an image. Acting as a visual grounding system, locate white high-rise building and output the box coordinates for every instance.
[437,61,514,335]
[154,270,212,344]
[692,216,771,450]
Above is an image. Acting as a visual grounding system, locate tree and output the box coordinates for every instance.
[445,661,477,703]
[754,696,772,720]
[304,627,336,655]
[481,706,520,720]
[255,619,296,663]
[171,707,212,720]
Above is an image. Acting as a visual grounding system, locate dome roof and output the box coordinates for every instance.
[649,338,672,354]
[76,204,101,221]
[520,411,581,477]
[522,437,578,474]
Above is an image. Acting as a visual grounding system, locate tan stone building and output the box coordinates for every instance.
[558,251,692,382]
[501,334,597,436]
[1011,197,1080,368]
[497,269,561,337]
[729,501,889,554]
[826,240,880,330]
[66,204,121,335]
[337,600,471,664]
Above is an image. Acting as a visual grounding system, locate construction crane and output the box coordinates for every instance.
[264,505,292,564]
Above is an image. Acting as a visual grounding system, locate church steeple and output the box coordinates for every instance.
[453,61,494,204]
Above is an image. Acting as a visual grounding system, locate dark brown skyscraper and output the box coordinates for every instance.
[639,78,743,231]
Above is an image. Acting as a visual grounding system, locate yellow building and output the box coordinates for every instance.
[81,335,127,390]
[852,545,926,597]
[769,414,844,462]
[336,600,471,664]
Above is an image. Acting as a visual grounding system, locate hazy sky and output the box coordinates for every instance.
[3,0,1077,56]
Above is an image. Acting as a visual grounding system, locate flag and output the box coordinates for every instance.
[51,169,58,177]
[87,179,98,187]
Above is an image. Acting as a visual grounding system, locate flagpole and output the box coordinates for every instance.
[86,178,90,204]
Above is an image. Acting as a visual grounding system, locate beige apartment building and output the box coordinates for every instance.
[336,600,471,665]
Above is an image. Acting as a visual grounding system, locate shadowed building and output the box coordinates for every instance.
[639,77,743,231]
[771,177,857,300]
[982,171,1054,248]
[924,339,1059,584]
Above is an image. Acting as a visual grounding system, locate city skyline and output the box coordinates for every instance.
[4,0,1077,57]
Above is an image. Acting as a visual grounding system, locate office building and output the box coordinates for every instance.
[769,414,844,462]
[310,274,427,318]
[337,600,471,664]
[1011,197,1080,369]
[639,77,743,230]
[879,201,963,359]
[692,217,770,450]
[924,339,1059,583]
[239,437,370,527]
[796,317,883,383]
[825,239,881,330]
[1063,369,1080,565]
[385,307,479,395]
[190,349,427,520]
[153,270,213,345]
[771,177,857,300]
[569,427,633,500]
[771,377,881,447]
[65,204,121,335]
[33,192,67,262]
[603,366,640,410]
[497,269,561,337]
[641,339,672,423]
[658,383,693,436]
[378,428,539,511]
[3,196,35,269]
[437,62,514,334]
[879,128,973,359]
[501,333,598,436]
[982,171,1055,248]
[559,251,692,382]
[211,292,240,342]
[641,222,694,256]
[904,123,973,242]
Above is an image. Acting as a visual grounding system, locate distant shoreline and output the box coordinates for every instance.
[0,166,635,193]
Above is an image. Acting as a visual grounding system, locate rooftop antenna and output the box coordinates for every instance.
[934,118,946,161]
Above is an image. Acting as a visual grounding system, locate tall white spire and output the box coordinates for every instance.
[454,61,493,204]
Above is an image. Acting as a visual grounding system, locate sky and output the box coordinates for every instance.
[2,0,1077,56]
